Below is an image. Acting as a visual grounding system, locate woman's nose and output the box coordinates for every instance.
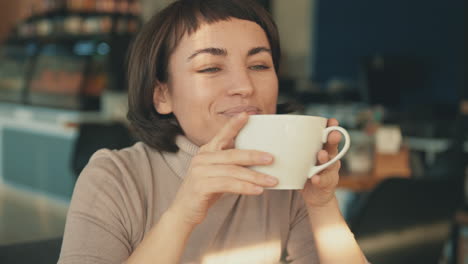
[227,69,254,97]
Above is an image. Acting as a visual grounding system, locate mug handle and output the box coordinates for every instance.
[308,126,351,178]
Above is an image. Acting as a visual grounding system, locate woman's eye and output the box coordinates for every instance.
[197,67,221,73]
[250,65,270,71]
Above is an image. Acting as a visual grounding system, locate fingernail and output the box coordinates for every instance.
[266,176,278,185]
[262,154,273,162]
[254,186,264,193]
[237,112,246,119]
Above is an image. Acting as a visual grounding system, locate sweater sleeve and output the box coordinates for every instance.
[58,149,143,264]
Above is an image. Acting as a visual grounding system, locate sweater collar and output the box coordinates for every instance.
[163,135,199,180]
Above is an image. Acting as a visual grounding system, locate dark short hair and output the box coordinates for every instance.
[127,0,290,153]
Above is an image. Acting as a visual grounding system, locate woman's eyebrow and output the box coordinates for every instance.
[247,46,271,57]
[187,47,227,61]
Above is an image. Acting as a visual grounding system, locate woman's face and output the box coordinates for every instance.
[154,18,278,146]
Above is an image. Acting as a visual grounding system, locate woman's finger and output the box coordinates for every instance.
[324,118,341,157]
[194,149,273,167]
[201,112,249,152]
[315,161,341,188]
[198,164,278,187]
[324,131,341,157]
[317,150,329,164]
[314,150,339,188]
[203,176,266,195]
[327,118,339,127]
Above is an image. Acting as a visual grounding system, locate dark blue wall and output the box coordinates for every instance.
[312,0,464,105]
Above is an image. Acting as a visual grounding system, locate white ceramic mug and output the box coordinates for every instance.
[235,115,351,190]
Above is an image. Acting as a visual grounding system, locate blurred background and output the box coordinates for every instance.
[0,0,465,263]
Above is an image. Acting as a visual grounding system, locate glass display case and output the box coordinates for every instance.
[0,44,37,103]
[0,0,141,110]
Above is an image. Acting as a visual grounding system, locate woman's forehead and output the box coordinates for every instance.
[175,18,271,56]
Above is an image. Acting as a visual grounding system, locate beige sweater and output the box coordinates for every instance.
[58,136,319,264]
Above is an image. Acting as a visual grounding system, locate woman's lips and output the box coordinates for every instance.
[220,106,261,117]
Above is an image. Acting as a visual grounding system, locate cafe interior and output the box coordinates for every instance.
[0,0,466,263]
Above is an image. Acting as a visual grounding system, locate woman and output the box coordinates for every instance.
[59,0,368,263]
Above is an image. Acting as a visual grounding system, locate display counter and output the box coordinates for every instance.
[0,102,109,200]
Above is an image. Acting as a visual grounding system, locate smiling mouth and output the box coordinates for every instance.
[220,106,261,117]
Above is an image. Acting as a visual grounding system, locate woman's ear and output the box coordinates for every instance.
[153,82,173,114]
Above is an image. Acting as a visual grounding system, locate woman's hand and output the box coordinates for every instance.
[168,113,278,227]
[301,118,342,208]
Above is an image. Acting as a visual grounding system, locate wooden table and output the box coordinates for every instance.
[338,147,412,192]
[338,173,381,192]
